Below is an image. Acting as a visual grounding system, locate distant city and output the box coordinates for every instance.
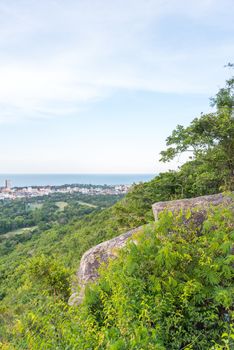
[0,179,131,200]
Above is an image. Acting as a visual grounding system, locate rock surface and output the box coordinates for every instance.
[68,226,143,305]
[69,192,233,306]
[152,193,233,221]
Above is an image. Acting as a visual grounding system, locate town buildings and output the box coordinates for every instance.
[0,180,130,200]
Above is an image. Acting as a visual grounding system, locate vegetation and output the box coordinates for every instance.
[160,64,234,195]
[0,68,233,349]
[0,192,123,236]
[70,205,234,349]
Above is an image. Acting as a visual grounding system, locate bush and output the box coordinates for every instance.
[77,204,234,349]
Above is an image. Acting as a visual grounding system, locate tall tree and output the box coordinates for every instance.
[160,65,234,191]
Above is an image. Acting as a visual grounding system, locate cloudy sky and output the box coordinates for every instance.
[0,0,233,173]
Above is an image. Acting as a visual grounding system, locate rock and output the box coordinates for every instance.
[152,193,233,221]
[68,226,143,305]
[69,192,233,305]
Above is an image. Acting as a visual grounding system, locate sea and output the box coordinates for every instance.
[0,174,155,188]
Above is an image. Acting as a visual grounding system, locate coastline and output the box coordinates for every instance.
[0,173,155,187]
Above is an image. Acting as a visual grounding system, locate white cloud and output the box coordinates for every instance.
[0,0,233,123]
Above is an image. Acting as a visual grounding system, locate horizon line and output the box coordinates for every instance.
[0,173,156,175]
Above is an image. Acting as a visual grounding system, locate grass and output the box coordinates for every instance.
[55,201,68,211]
[77,201,97,208]
[0,226,37,239]
[29,202,43,210]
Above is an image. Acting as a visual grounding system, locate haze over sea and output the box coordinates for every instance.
[0,174,155,188]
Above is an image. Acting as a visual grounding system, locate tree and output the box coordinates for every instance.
[28,255,71,300]
[160,65,234,191]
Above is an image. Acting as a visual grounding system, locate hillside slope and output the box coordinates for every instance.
[0,71,233,349]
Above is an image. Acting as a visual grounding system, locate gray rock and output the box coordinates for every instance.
[152,193,233,221]
[69,192,233,306]
[68,226,143,305]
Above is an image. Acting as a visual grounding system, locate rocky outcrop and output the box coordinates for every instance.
[69,192,233,306]
[152,192,233,221]
[68,226,143,305]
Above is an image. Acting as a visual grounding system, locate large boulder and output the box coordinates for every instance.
[152,193,233,221]
[69,192,233,305]
[68,226,143,305]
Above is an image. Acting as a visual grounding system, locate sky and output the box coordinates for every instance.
[0,0,233,174]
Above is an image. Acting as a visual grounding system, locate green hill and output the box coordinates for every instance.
[0,69,233,349]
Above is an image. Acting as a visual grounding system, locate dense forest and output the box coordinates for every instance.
[0,192,123,235]
[0,68,233,349]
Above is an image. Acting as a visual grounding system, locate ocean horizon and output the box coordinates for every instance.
[0,174,156,187]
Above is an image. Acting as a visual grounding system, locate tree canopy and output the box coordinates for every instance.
[160,66,234,191]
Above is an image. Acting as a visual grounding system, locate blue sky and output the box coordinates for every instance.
[0,0,233,173]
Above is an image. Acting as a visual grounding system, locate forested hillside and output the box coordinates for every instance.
[0,69,233,349]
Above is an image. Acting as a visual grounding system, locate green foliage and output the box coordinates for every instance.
[28,255,71,300]
[210,63,234,110]
[0,192,122,237]
[2,203,232,349]
[0,68,234,349]
[74,204,234,349]
[0,189,151,348]
[0,200,35,235]
[160,67,234,192]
